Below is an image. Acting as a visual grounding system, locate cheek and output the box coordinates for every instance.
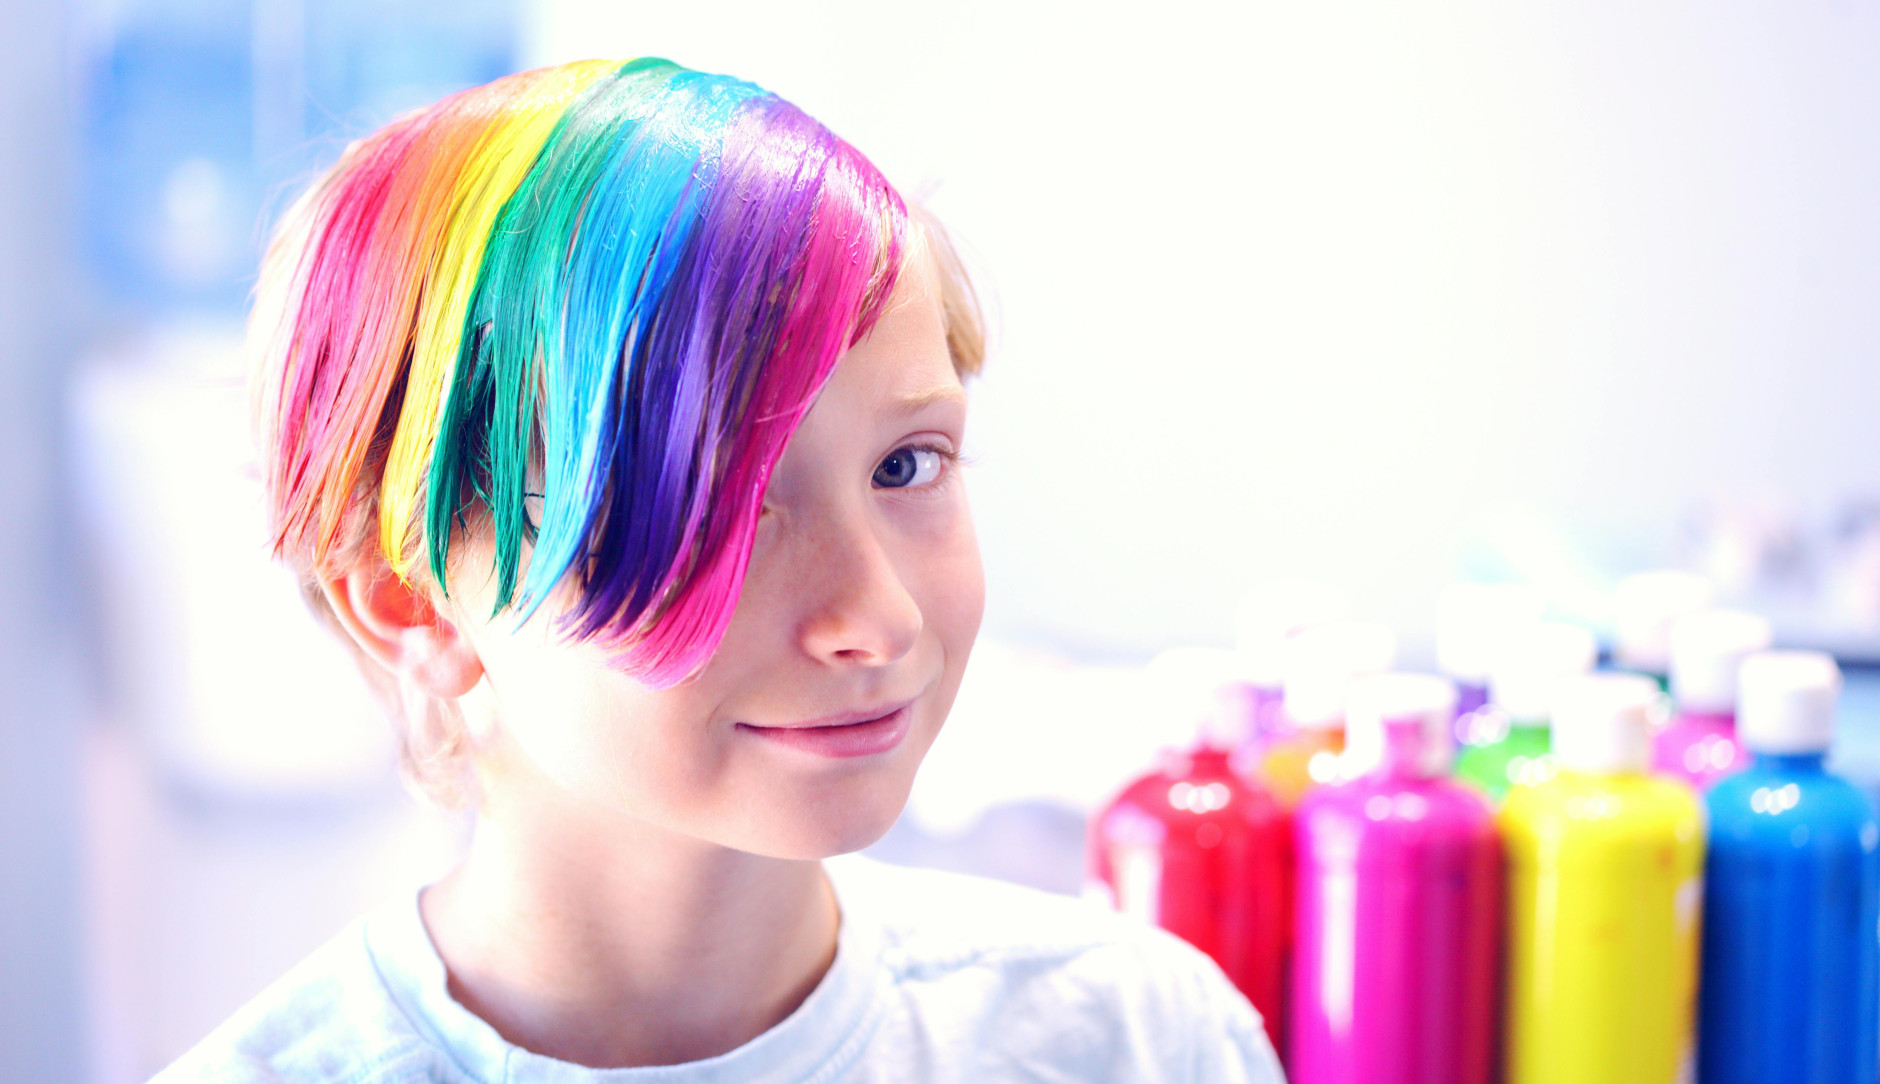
[470,626,731,813]
[909,499,986,660]
[700,521,798,680]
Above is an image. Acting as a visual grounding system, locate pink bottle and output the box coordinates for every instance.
[1289,673,1502,1084]
[1089,742,1291,1051]
[1653,609,1772,789]
[1089,649,1292,1051]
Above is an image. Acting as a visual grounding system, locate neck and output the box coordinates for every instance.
[420,771,838,1068]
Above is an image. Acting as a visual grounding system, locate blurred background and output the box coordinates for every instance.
[9,0,1880,1077]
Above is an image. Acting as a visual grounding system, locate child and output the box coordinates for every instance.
[158,58,1283,1082]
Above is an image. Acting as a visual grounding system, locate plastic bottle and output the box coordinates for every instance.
[1612,571,1714,691]
[1653,609,1772,789]
[1454,622,1597,802]
[1089,650,1293,1051]
[1697,651,1880,1084]
[1289,673,1502,1084]
[1257,620,1396,808]
[1236,581,1352,750]
[1437,583,1547,717]
[1500,673,1706,1084]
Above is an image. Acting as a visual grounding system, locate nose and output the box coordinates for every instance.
[795,509,923,668]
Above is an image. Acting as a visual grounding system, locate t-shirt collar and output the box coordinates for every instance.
[364,864,887,1083]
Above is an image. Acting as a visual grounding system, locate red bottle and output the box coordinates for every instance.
[1090,740,1292,1050]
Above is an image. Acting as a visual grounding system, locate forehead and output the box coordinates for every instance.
[824,252,963,408]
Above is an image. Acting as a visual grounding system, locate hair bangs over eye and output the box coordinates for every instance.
[421,62,909,687]
[255,57,922,692]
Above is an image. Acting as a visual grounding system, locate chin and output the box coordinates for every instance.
[732,768,916,861]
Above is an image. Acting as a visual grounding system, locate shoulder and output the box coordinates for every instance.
[150,909,450,1084]
[828,856,1283,1083]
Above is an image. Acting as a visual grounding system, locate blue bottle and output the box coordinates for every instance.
[1698,650,1880,1084]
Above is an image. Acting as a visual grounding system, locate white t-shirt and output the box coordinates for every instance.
[154,855,1285,1083]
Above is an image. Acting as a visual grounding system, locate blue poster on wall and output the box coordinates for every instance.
[82,0,519,314]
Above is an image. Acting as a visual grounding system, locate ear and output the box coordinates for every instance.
[321,558,484,700]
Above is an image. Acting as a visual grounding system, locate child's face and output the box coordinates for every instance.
[451,258,983,859]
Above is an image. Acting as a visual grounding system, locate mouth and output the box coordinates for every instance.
[736,699,917,759]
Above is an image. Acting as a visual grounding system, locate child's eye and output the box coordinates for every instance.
[872,445,950,489]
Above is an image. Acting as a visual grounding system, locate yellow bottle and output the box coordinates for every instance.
[1499,673,1705,1084]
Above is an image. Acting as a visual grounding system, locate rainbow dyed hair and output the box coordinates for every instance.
[253,58,968,690]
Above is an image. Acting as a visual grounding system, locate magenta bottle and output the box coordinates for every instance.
[1290,673,1503,1084]
[1653,609,1771,789]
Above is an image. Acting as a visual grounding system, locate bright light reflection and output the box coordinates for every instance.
[1750,784,1801,816]
[1168,781,1232,814]
[1507,754,1557,789]
[1307,750,1344,784]
[1566,794,1622,819]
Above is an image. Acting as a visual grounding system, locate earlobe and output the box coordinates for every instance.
[321,560,485,700]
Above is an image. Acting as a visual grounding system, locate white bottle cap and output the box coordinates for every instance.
[1488,622,1599,722]
[1436,583,1548,684]
[1344,672,1459,778]
[1551,673,1663,774]
[1282,620,1397,729]
[1669,609,1774,713]
[1235,581,1352,687]
[1737,650,1842,754]
[1142,647,1251,749]
[1613,571,1714,673]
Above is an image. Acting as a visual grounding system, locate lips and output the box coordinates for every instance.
[737,700,916,759]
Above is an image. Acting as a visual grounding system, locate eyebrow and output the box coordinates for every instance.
[889,385,968,417]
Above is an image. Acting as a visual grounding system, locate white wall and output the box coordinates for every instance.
[526,1,1880,660]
